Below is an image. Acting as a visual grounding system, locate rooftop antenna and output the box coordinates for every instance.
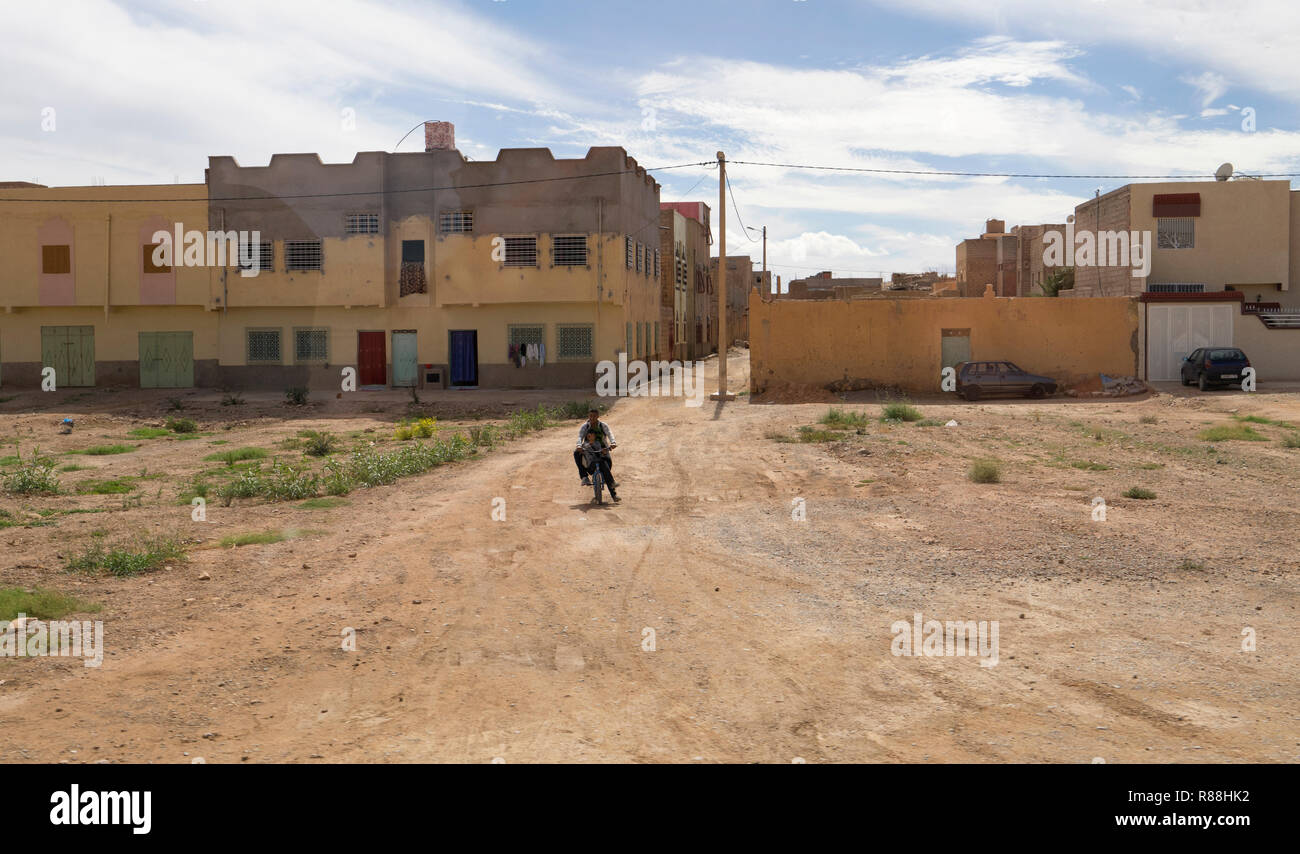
[1215,162,1234,182]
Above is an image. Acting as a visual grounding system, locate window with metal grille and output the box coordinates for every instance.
[294,328,329,362]
[285,240,323,270]
[246,329,281,363]
[636,243,643,273]
[654,249,661,279]
[1157,217,1194,249]
[625,237,634,269]
[552,235,587,266]
[345,213,379,234]
[143,243,170,274]
[439,210,473,233]
[42,245,71,274]
[508,324,544,352]
[238,241,273,272]
[503,236,538,267]
[557,324,593,360]
[1147,282,1205,293]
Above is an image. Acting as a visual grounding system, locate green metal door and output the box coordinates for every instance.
[41,326,95,387]
[139,332,194,388]
[392,331,418,387]
[941,329,971,370]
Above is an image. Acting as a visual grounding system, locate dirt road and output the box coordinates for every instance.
[2,350,1297,763]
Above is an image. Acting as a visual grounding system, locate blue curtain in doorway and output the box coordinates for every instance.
[450,331,477,385]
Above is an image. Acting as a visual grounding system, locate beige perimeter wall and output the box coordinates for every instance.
[750,291,1140,393]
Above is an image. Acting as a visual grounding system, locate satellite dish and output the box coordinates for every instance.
[1215,162,1234,181]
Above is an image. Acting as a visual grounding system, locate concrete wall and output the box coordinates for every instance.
[750,292,1139,393]
[955,238,996,294]
[1233,311,1300,381]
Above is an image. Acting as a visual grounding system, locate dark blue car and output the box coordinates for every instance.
[1180,347,1250,391]
[953,361,1059,401]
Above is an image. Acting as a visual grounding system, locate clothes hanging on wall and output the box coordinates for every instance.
[539,343,545,366]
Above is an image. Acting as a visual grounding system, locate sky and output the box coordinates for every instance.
[4,0,1299,284]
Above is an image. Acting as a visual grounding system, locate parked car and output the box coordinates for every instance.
[1180,347,1251,391]
[953,361,1059,401]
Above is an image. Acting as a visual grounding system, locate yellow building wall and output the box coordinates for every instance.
[750,291,1139,392]
[221,236,384,308]
[1133,181,1292,293]
[0,184,210,308]
[0,306,219,361]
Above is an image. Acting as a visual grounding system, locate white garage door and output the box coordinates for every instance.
[1147,304,1234,381]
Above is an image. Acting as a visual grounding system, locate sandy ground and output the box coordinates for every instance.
[0,349,1297,763]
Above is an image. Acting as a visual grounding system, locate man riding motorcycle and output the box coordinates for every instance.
[573,407,619,502]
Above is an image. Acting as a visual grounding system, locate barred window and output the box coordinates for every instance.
[294,328,329,362]
[508,324,544,351]
[503,236,538,267]
[636,243,643,273]
[246,329,281,364]
[1147,282,1205,293]
[654,249,661,279]
[345,213,379,234]
[439,210,473,233]
[238,241,273,273]
[552,235,588,266]
[625,236,634,269]
[1157,217,1194,249]
[285,240,323,271]
[556,324,594,360]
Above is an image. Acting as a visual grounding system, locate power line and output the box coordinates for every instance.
[728,159,1300,180]
[0,161,716,204]
[724,172,759,243]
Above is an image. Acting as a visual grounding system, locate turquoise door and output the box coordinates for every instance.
[392,331,417,387]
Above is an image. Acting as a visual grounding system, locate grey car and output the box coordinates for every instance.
[954,361,1059,401]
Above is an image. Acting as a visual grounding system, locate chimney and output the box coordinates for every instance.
[424,121,455,152]
[984,218,1005,235]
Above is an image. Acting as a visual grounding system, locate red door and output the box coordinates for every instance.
[358,331,386,386]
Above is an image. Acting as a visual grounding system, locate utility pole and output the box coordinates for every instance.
[712,151,735,401]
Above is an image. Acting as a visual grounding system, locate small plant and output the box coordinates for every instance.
[559,400,598,419]
[797,426,841,443]
[3,448,60,495]
[166,417,198,434]
[469,425,501,447]
[220,531,287,548]
[1178,558,1206,571]
[301,430,339,457]
[1070,460,1111,471]
[166,396,185,411]
[412,417,437,439]
[285,386,310,406]
[764,430,795,444]
[969,459,1002,483]
[0,587,101,623]
[76,477,138,495]
[1198,424,1266,442]
[66,535,186,577]
[1123,486,1157,500]
[69,444,135,456]
[1139,415,1159,425]
[394,421,415,441]
[205,447,269,465]
[881,401,923,423]
[221,391,246,406]
[299,497,348,509]
[1283,432,1300,449]
[821,407,871,428]
[127,427,171,439]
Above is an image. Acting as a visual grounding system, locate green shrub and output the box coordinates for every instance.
[1123,486,1157,500]
[69,444,135,456]
[301,430,339,457]
[76,477,137,495]
[285,386,309,406]
[1282,432,1300,449]
[394,422,415,441]
[820,407,871,428]
[220,531,286,548]
[1139,415,1159,425]
[0,587,101,623]
[66,535,186,577]
[882,401,923,422]
[412,417,437,439]
[127,427,170,439]
[469,425,501,447]
[3,448,60,495]
[1198,424,1266,442]
[166,417,198,434]
[221,392,245,406]
[204,447,269,465]
[797,426,841,443]
[559,401,599,419]
[166,396,185,411]
[969,459,1002,483]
